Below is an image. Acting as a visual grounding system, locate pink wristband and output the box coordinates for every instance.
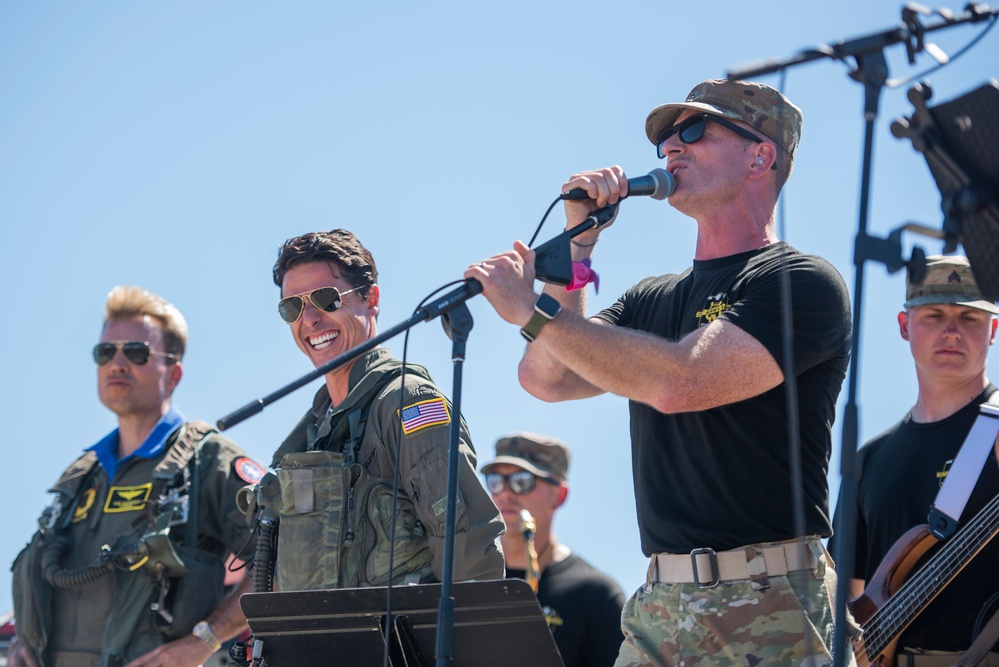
[566,258,599,293]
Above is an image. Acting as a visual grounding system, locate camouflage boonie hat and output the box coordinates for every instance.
[645,79,803,158]
[905,255,999,314]
[481,433,571,481]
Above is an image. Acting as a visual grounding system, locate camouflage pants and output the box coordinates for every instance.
[614,546,856,667]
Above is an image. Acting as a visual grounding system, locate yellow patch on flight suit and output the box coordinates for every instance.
[104,483,153,513]
[72,487,97,523]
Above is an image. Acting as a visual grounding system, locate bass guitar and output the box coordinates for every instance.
[848,491,999,666]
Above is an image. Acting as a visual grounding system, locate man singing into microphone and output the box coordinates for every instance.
[466,79,853,665]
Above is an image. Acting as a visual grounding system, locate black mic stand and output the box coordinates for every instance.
[217,205,617,666]
[727,5,998,666]
[434,301,472,666]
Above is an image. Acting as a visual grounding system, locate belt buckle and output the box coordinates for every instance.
[690,547,720,588]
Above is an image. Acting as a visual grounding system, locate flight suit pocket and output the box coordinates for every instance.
[274,451,348,591]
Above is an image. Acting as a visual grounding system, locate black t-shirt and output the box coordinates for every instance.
[595,243,851,554]
[507,553,626,667]
[831,385,999,651]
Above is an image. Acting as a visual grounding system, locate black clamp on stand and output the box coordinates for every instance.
[533,205,618,285]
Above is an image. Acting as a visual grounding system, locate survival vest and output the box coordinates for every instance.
[12,421,226,667]
[270,356,436,591]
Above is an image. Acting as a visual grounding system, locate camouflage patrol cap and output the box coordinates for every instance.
[645,79,803,158]
[905,255,999,314]
[481,432,571,481]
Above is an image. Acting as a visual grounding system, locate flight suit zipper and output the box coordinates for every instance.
[344,463,364,547]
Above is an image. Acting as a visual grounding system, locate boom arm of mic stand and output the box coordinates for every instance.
[216,279,484,431]
[219,202,618,431]
[727,4,999,80]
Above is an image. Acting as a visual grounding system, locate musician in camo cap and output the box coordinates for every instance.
[467,78,854,664]
[832,255,999,665]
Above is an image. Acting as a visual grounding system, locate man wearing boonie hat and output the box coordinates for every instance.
[832,255,999,665]
[481,433,625,667]
[467,78,853,665]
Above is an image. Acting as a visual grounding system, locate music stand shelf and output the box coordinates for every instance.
[240,579,564,667]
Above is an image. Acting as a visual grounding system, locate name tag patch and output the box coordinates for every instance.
[104,483,153,513]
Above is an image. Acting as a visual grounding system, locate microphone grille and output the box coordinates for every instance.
[648,168,675,200]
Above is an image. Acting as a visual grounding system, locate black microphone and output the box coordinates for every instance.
[561,168,675,202]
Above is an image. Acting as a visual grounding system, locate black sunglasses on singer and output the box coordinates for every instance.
[656,114,776,169]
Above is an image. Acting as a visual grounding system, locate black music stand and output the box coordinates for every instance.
[890,79,999,300]
[239,579,563,667]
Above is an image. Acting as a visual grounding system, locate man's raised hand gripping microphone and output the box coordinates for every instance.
[561,168,675,202]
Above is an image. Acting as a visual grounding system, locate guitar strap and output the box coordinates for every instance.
[928,392,999,540]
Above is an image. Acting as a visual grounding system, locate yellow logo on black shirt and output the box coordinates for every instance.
[541,605,563,629]
[104,483,152,513]
[72,487,97,523]
[936,459,953,488]
[696,292,732,326]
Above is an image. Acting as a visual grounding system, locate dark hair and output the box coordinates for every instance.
[273,229,378,296]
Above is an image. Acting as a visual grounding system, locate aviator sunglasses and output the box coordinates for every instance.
[656,114,774,169]
[484,471,559,496]
[93,341,178,367]
[278,285,365,324]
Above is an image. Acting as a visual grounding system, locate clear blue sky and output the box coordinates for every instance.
[2,1,997,616]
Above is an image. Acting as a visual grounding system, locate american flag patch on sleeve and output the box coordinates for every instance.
[400,397,451,435]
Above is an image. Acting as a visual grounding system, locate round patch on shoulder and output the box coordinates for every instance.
[234,457,265,484]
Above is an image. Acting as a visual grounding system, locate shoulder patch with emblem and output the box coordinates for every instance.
[234,457,265,484]
[400,396,450,435]
[73,486,97,523]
